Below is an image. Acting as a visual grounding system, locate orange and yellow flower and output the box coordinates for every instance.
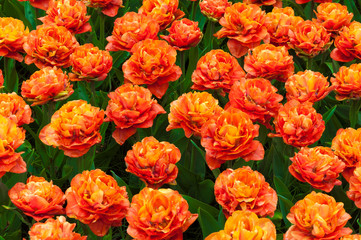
[342,235,361,240]
[24,25,79,69]
[39,100,104,158]
[201,107,264,170]
[347,167,361,208]
[82,0,123,17]
[289,146,345,192]
[228,78,283,129]
[28,216,87,240]
[0,115,26,178]
[125,136,181,188]
[315,2,353,37]
[285,192,352,240]
[199,0,231,21]
[21,67,74,106]
[331,128,361,181]
[244,44,294,82]
[0,17,29,62]
[126,187,198,240]
[69,44,113,81]
[244,0,281,7]
[214,3,269,58]
[166,91,223,138]
[265,7,304,48]
[205,231,231,240]
[18,0,50,10]
[8,176,65,221]
[271,100,325,147]
[331,63,361,101]
[295,0,331,4]
[286,70,334,103]
[39,0,92,34]
[105,84,165,145]
[106,12,160,52]
[122,39,182,99]
[161,18,202,51]
[66,169,130,236]
[288,20,331,58]
[138,0,185,29]
[331,21,361,62]
[191,49,245,95]
[0,93,33,126]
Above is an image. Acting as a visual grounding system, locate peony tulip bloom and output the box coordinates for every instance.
[66,169,130,236]
[244,44,294,82]
[166,91,223,138]
[28,216,87,240]
[271,100,325,147]
[138,0,184,29]
[39,100,104,158]
[161,18,203,51]
[214,167,277,218]
[123,39,182,99]
[214,3,269,58]
[81,0,123,17]
[342,235,361,240]
[125,136,181,188]
[191,49,245,95]
[285,192,352,240]
[0,17,29,62]
[127,187,198,240]
[69,44,113,81]
[106,12,159,52]
[244,0,281,7]
[39,0,92,34]
[199,0,231,21]
[286,70,334,103]
[205,231,231,240]
[24,25,79,69]
[347,167,361,208]
[8,176,65,221]
[21,67,74,106]
[0,93,33,126]
[295,0,332,4]
[331,63,361,101]
[18,0,50,10]
[289,146,345,192]
[105,84,165,145]
[201,107,264,170]
[228,78,283,129]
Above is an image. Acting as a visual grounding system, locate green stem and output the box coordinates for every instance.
[191,0,197,21]
[350,99,361,128]
[99,12,105,49]
[306,57,313,71]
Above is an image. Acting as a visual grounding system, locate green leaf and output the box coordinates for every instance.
[274,176,293,227]
[111,171,133,199]
[322,105,337,125]
[183,195,219,218]
[197,207,222,239]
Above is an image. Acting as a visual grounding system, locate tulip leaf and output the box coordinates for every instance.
[111,170,133,199]
[197,207,222,239]
[344,0,361,22]
[22,1,36,29]
[182,195,219,218]
[322,105,337,125]
[274,176,293,227]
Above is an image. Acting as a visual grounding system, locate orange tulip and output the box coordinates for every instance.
[126,187,198,240]
[105,84,165,145]
[295,0,331,3]
[201,107,264,170]
[21,67,74,106]
[205,231,231,240]
[244,44,294,82]
[138,0,184,29]
[331,63,361,101]
[286,70,334,103]
[228,78,283,129]
[66,169,129,236]
[18,0,50,10]
[122,39,182,99]
[271,100,325,147]
[289,20,331,58]
[39,100,104,158]
[285,192,352,240]
[82,0,123,17]
[0,115,26,178]
[214,167,277,218]
[191,49,245,95]
[199,0,231,21]
[28,216,87,240]
[331,21,361,62]
[166,91,223,138]
[0,70,3,87]
[342,235,361,240]
[289,146,345,192]
[161,18,202,51]
[244,0,281,7]
[0,93,33,126]
[69,44,113,81]
[315,3,353,37]
[39,0,92,34]
[331,128,361,181]
[106,12,160,52]
[214,3,269,58]
[265,7,304,48]
[0,17,29,62]
[24,25,79,69]
[125,136,180,188]
[8,176,65,221]
[347,167,361,208]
